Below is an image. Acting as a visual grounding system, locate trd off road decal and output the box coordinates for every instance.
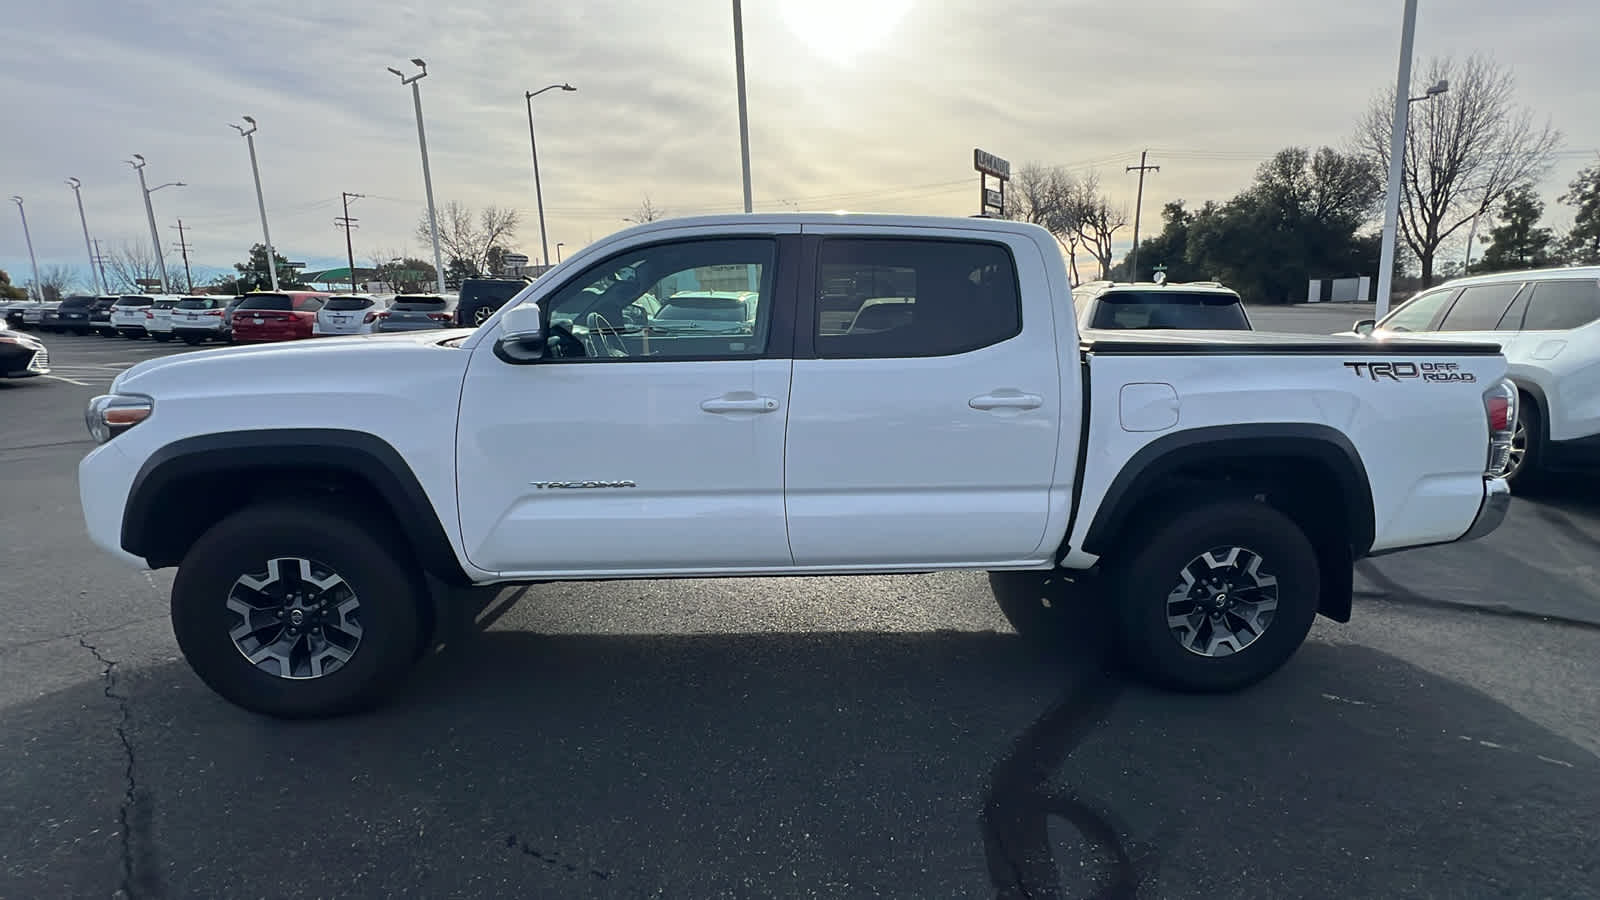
[1343,361,1477,383]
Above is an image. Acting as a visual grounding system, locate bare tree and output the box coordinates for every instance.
[625,196,666,224]
[34,264,85,301]
[1359,54,1561,285]
[101,240,170,292]
[1072,172,1128,280]
[415,202,521,275]
[1004,163,1086,284]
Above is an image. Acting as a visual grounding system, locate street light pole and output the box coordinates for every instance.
[127,155,173,294]
[525,83,576,274]
[556,242,565,263]
[732,0,753,213]
[231,117,280,291]
[389,59,446,293]
[66,178,105,294]
[1375,0,1420,320]
[9,197,41,301]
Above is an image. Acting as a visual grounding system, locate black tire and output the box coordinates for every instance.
[172,502,424,718]
[153,333,173,343]
[181,334,202,346]
[1505,392,1544,490]
[122,331,140,340]
[989,570,1102,651]
[1109,498,1320,693]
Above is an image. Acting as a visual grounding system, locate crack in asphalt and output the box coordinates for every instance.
[982,663,1142,900]
[1355,560,1600,632]
[78,636,150,900]
[503,833,612,881]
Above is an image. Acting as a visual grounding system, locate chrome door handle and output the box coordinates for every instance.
[701,395,780,414]
[969,391,1043,411]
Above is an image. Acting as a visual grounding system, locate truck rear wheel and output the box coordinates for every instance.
[1110,499,1319,693]
[171,502,423,718]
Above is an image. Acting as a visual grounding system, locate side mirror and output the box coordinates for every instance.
[493,303,546,364]
[1353,319,1376,337]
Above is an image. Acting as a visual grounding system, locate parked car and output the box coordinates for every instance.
[88,296,120,336]
[143,297,182,342]
[219,296,249,335]
[110,295,161,338]
[649,291,759,335]
[455,277,531,327]
[44,295,99,333]
[79,212,1515,718]
[171,296,233,344]
[22,300,60,330]
[315,294,391,336]
[1073,280,1253,331]
[0,325,48,377]
[229,292,328,343]
[372,293,458,332]
[2,299,31,329]
[1348,265,1600,487]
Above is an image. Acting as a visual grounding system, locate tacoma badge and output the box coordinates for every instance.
[530,480,638,489]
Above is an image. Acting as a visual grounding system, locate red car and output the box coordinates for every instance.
[229,292,329,343]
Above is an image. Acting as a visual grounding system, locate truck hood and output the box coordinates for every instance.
[111,329,476,395]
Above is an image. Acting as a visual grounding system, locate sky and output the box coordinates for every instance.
[3,0,1598,291]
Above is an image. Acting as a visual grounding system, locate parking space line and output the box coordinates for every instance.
[44,374,93,387]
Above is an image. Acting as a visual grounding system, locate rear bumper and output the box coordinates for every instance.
[1458,477,1511,542]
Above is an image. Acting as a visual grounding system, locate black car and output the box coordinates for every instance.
[88,296,120,336]
[47,295,98,334]
[0,326,48,378]
[455,277,531,327]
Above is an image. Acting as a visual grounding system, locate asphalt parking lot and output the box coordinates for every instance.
[3,321,1598,899]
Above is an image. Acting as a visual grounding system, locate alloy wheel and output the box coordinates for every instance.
[1165,546,1279,657]
[225,557,363,679]
[472,305,494,326]
[1506,416,1528,477]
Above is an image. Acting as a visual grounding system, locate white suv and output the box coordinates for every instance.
[1073,280,1253,331]
[1353,266,1600,486]
[314,294,391,336]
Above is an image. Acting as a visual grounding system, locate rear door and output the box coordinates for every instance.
[783,227,1064,567]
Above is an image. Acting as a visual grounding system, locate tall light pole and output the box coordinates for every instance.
[525,83,576,274]
[389,58,446,293]
[231,116,280,291]
[1374,0,1423,320]
[731,0,753,213]
[66,178,106,294]
[128,155,183,294]
[556,242,565,263]
[9,197,41,301]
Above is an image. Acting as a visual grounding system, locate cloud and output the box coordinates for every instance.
[3,0,1597,282]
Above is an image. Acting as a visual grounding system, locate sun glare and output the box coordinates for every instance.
[779,0,913,65]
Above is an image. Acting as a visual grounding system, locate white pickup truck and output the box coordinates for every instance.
[79,214,1517,718]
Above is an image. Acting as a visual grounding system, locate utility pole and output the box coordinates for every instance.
[732,0,753,213]
[92,238,111,294]
[336,192,364,293]
[170,219,195,292]
[1125,150,1161,283]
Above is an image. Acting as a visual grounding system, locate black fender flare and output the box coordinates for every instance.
[1079,423,1377,559]
[121,428,471,584]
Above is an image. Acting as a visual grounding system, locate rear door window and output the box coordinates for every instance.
[813,238,1020,358]
[1522,279,1600,331]
[239,295,293,311]
[323,297,373,311]
[1437,282,1524,331]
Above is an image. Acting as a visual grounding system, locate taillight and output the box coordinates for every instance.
[145,311,154,319]
[427,312,452,321]
[204,309,224,316]
[1483,379,1518,476]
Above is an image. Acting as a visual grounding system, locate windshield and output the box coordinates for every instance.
[657,301,747,322]
[392,296,449,311]
[59,297,96,309]
[323,297,374,311]
[115,297,153,307]
[459,281,525,304]
[177,298,217,309]
[1089,290,1250,330]
[239,294,293,311]
[152,299,179,309]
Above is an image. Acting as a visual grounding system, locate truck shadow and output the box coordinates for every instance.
[4,611,1597,899]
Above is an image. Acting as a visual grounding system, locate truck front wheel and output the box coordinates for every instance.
[1111,499,1320,693]
[171,502,423,718]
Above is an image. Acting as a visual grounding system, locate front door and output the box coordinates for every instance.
[783,229,1064,567]
[456,233,798,576]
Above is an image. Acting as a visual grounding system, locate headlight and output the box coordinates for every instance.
[85,394,154,444]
